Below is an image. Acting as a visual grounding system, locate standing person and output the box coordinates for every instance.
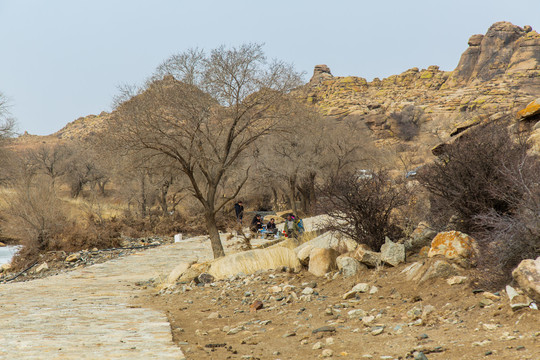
[234,201,244,224]
[284,214,302,238]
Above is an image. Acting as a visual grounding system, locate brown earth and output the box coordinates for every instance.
[141,262,539,360]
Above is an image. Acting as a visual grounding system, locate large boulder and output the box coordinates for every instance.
[512,256,540,302]
[402,259,462,283]
[428,231,479,267]
[353,246,382,268]
[294,231,357,263]
[208,247,301,280]
[405,222,437,252]
[308,248,339,277]
[380,237,405,266]
[336,255,366,278]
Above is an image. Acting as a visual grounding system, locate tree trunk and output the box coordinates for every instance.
[139,173,147,218]
[288,176,297,215]
[205,211,225,258]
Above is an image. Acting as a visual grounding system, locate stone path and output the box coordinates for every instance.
[0,238,214,359]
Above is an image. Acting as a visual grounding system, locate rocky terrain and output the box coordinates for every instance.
[301,21,540,144]
[144,228,539,360]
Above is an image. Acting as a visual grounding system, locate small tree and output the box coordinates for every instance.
[318,171,408,251]
[112,44,302,258]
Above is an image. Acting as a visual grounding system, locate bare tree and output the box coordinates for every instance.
[25,144,70,186]
[111,44,302,258]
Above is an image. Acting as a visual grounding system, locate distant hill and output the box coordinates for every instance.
[21,21,540,160]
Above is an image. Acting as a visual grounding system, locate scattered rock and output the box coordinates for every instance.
[302,287,315,295]
[0,263,11,273]
[33,262,49,274]
[65,253,81,262]
[405,223,437,253]
[312,326,336,334]
[249,300,263,312]
[512,256,540,302]
[447,276,467,285]
[380,237,405,266]
[197,273,215,284]
[351,283,371,293]
[207,312,221,319]
[353,247,381,268]
[312,341,323,350]
[322,349,334,357]
[506,285,532,310]
[336,255,365,277]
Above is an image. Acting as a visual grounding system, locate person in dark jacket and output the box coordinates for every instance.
[266,218,278,235]
[250,214,263,233]
[234,201,244,224]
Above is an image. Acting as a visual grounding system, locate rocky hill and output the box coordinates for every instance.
[302,21,540,148]
[51,21,539,156]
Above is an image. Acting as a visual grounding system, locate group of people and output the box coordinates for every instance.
[234,201,304,238]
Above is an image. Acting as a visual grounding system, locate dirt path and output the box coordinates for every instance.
[0,238,213,359]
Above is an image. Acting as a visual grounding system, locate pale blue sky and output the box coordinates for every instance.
[1,0,538,135]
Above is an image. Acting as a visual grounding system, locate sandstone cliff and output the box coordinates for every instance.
[302,21,540,149]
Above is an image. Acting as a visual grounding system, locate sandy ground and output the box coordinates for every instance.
[140,263,539,360]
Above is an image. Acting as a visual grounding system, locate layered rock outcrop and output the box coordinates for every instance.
[301,21,540,149]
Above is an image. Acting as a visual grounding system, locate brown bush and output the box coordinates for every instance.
[317,170,409,251]
[418,120,540,289]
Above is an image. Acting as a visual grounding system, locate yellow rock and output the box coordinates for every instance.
[517,98,540,119]
[428,231,479,266]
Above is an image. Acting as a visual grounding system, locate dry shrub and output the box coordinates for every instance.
[418,120,540,289]
[5,181,123,270]
[318,170,409,251]
[389,105,427,141]
[3,182,68,252]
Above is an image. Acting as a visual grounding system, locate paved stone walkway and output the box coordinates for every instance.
[0,238,214,359]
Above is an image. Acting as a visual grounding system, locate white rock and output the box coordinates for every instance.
[302,287,315,295]
[322,349,334,357]
[351,283,370,293]
[312,341,323,350]
[348,309,367,318]
[34,262,49,274]
[447,276,467,285]
[362,315,375,324]
[268,286,282,293]
[380,237,405,266]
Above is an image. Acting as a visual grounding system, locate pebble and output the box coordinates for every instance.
[371,327,384,336]
[325,337,334,345]
[302,287,314,295]
[322,349,334,357]
[352,283,370,293]
[413,351,428,360]
[312,341,324,350]
[312,326,336,334]
[282,331,296,338]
